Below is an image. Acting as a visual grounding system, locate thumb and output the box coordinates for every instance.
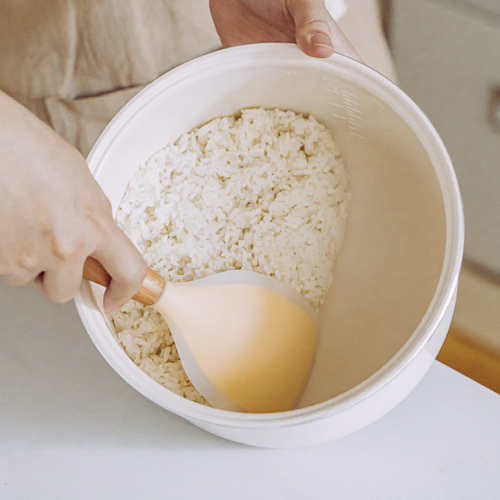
[290,0,360,60]
[92,225,148,313]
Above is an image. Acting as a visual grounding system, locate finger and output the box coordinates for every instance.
[289,0,360,60]
[34,258,86,304]
[92,225,148,313]
[1,269,40,287]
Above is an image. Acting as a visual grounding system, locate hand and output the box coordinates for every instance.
[0,91,148,312]
[210,0,360,60]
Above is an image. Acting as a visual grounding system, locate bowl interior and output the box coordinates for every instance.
[86,46,447,409]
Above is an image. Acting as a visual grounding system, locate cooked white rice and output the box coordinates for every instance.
[109,108,350,405]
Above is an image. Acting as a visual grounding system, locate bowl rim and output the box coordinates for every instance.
[76,43,464,429]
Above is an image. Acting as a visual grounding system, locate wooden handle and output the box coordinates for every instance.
[83,256,166,306]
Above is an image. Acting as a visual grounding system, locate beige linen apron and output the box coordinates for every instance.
[0,0,221,155]
[0,1,394,156]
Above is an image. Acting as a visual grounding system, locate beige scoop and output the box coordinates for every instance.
[83,257,318,413]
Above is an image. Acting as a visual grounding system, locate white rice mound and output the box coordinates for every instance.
[110,108,350,406]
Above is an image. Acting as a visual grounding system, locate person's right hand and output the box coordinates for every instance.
[0,90,148,312]
[210,0,360,61]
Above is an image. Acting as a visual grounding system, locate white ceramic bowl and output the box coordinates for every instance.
[75,44,464,448]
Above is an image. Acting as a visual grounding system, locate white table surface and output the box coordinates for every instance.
[1,281,500,500]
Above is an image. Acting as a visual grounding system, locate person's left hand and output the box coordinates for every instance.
[209,0,360,60]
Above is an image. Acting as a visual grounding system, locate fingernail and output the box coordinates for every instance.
[105,303,120,314]
[310,33,334,50]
